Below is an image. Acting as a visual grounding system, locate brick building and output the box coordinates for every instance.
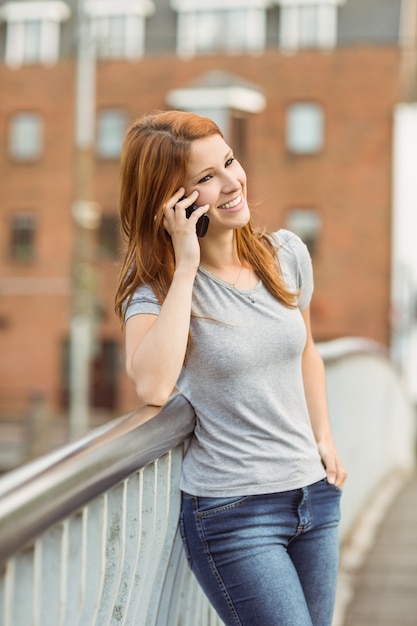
[0,0,416,427]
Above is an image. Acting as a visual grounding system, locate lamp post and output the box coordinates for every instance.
[69,0,100,440]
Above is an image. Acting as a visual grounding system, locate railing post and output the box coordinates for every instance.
[24,391,49,462]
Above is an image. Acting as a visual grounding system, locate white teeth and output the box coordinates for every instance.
[219,195,241,210]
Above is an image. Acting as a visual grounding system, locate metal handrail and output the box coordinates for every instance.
[317,336,389,363]
[0,393,195,564]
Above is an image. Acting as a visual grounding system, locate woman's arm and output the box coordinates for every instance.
[125,191,208,408]
[301,306,347,489]
[125,266,196,407]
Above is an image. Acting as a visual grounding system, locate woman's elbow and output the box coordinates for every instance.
[134,386,172,408]
[127,370,173,407]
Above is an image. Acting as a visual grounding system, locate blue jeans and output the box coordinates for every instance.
[180,479,342,626]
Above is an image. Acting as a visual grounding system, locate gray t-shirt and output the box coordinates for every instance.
[125,229,326,496]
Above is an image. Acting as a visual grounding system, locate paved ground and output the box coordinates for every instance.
[343,474,417,625]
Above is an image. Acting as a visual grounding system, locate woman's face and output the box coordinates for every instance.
[183,134,250,235]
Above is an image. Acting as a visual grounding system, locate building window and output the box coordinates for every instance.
[10,213,36,262]
[85,0,155,60]
[285,208,321,256]
[0,1,71,68]
[9,113,43,161]
[90,339,119,409]
[277,0,345,52]
[60,338,118,409]
[230,114,248,163]
[172,0,270,57]
[98,214,120,258]
[96,109,127,159]
[286,103,324,154]
[94,15,128,58]
[167,70,265,146]
[21,20,42,64]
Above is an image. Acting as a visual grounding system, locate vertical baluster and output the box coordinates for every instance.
[94,481,127,625]
[146,450,184,625]
[0,564,5,626]
[155,448,186,626]
[1,558,15,626]
[60,513,84,626]
[77,495,107,625]
[36,525,63,626]
[134,454,172,624]
[124,464,156,625]
[9,547,35,626]
[157,529,186,626]
[112,471,142,626]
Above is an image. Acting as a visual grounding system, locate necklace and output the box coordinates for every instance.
[232,264,244,288]
[232,265,256,303]
[200,263,257,303]
[233,284,256,304]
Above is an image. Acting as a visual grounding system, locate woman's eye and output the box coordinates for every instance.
[198,174,212,184]
[225,157,235,167]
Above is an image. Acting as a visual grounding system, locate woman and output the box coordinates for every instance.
[115,110,347,626]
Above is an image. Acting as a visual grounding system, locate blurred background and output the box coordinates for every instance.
[1,0,417,471]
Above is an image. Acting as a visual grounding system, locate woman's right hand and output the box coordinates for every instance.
[163,188,209,272]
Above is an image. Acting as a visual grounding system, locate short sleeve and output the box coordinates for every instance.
[272,229,314,311]
[124,284,161,323]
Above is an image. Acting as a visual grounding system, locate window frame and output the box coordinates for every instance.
[277,0,346,52]
[286,102,325,155]
[96,109,128,160]
[97,214,120,259]
[84,0,155,60]
[171,0,270,57]
[285,208,322,256]
[9,212,37,263]
[9,112,44,162]
[0,1,71,67]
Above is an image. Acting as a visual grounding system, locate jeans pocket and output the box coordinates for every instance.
[196,495,252,518]
[322,478,343,494]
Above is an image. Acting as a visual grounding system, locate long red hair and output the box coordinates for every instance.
[115,110,297,323]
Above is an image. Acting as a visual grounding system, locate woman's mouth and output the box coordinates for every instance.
[218,195,242,210]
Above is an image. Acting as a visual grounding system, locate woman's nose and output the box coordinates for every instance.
[221,171,240,192]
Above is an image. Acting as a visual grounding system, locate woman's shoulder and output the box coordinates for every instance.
[124,282,161,323]
[269,229,313,308]
[269,228,309,259]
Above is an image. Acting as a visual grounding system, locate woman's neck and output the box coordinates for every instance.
[199,233,258,290]
[199,233,239,271]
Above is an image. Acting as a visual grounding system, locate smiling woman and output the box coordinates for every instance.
[114,109,346,626]
[183,134,250,234]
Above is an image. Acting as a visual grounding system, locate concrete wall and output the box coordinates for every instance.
[320,339,416,541]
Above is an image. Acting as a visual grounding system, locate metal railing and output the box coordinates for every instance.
[0,338,415,626]
[0,393,223,626]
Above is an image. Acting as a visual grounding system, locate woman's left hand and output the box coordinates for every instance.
[318,440,347,489]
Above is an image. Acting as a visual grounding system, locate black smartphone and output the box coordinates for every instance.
[180,196,209,238]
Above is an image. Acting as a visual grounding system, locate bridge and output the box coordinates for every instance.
[0,338,415,626]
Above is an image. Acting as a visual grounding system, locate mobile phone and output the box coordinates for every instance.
[180,196,209,238]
